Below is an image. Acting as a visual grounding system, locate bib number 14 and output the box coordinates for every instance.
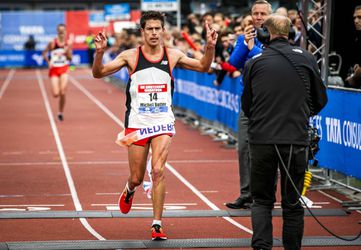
[149,93,158,101]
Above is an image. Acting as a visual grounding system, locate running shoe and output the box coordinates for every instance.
[151,224,167,240]
[118,188,134,214]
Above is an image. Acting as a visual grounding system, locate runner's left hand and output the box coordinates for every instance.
[205,21,218,48]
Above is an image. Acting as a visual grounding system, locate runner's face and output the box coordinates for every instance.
[142,19,164,47]
[57,26,66,40]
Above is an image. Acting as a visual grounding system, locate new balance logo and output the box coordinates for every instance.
[161,60,168,65]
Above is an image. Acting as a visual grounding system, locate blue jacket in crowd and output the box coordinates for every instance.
[229,35,264,74]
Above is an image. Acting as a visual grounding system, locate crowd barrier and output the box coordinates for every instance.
[311,87,361,180]
[111,68,361,184]
[173,70,361,184]
[173,71,361,188]
[0,50,89,68]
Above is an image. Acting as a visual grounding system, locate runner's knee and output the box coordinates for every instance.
[152,166,164,183]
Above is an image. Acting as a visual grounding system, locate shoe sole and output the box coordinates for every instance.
[225,203,251,209]
[152,236,167,241]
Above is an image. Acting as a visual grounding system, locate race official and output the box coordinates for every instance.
[242,14,327,250]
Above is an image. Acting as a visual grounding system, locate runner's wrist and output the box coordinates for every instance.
[96,49,105,54]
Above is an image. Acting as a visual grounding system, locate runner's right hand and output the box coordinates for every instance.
[94,30,107,53]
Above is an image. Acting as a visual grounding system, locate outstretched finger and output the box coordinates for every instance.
[212,31,218,40]
[99,31,106,40]
[204,21,211,33]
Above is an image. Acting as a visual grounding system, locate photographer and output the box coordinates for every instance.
[226,0,272,210]
[242,14,327,250]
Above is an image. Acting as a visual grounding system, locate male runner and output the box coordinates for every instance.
[93,11,217,240]
[42,24,72,121]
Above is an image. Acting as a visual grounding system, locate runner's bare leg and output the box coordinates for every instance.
[127,143,150,190]
[59,73,68,113]
[50,76,60,97]
[150,135,172,220]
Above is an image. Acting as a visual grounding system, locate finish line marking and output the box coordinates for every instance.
[70,75,253,235]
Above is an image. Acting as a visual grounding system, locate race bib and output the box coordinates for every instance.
[50,48,67,67]
[137,84,168,114]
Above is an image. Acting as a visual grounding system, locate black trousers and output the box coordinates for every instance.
[237,110,251,198]
[250,144,307,250]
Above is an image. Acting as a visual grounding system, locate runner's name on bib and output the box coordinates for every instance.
[137,84,168,114]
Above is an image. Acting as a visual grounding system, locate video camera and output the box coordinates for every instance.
[256,26,296,45]
[308,126,320,157]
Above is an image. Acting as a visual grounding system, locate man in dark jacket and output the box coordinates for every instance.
[242,14,328,250]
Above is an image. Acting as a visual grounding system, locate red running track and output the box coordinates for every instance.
[0,68,360,249]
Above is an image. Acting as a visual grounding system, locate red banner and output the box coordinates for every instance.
[66,11,89,49]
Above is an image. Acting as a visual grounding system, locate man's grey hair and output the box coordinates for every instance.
[252,0,273,14]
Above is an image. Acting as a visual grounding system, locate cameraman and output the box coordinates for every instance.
[242,14,327,250]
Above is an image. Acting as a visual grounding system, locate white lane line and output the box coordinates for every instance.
[0,69,15,100]
[170,159,237,164]
[2,151,23,155]
[0,161,126,166]
[91,203,197,206]
[0,204,64,207]
[71,74,253,235]
[69,76,124,127]
[0,195,24,198]
[317,190,343,203]
[0,159,236,167]
[166,163,253,234]
[36,70,105,241]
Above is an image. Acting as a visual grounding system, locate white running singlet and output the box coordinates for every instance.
[125,47,175,128]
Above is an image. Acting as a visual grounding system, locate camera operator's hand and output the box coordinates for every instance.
[244,25,256,50]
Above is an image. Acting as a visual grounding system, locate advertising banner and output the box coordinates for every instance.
[104,4,131,21]
[89,11,107,27]
[0,49,88,67]
[172,69,361,180]
[173,68,241,133]
[310,88,361,179]
[66,11,89,50]
[0,11,64,51]
[141,0,178,12]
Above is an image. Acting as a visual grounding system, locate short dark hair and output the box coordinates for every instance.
[140,11,165,29]
[57,23,65,29]
[355,5,361,12]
